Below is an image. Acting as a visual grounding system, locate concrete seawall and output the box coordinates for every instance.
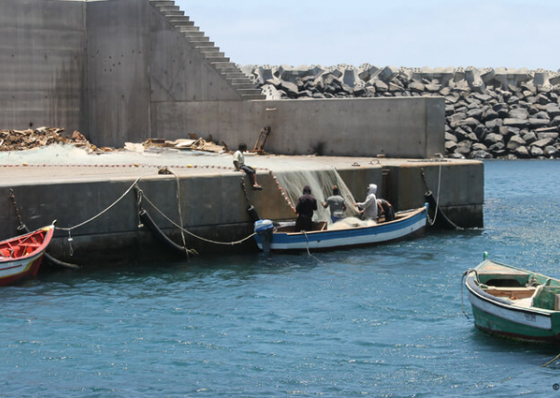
[0,150,483,266]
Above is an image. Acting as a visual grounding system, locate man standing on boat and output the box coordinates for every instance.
[295,185,317,232]
[377,198,395,222]
[322,185,347,223]
[356,184,378,221]
[233,143,262,190]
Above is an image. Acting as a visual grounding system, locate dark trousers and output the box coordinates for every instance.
[295,215,312,232]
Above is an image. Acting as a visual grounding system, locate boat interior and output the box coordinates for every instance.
[474,261,560,310]
[274,211,410,234]
[0,235,43,259]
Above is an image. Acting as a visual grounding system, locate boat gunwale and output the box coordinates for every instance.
[0,225,54,265]
[278,206,427,237]
[465,271,555,318]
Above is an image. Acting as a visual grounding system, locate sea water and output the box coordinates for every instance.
[2,160,560,397]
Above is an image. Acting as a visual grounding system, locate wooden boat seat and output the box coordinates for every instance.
[484,287,537,300]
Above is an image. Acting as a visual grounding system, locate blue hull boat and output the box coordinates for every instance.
[254,206,427,252]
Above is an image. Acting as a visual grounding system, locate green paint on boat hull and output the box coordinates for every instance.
[471,305,560,344]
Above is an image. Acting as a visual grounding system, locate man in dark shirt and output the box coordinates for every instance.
[295,185,317,232]
[377,198,395,222]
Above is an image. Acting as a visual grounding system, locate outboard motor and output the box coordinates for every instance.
[254,219,274,253]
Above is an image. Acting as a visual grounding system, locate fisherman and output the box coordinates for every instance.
[355,183,378,221]
[322,185,347,223]
[377,198,395,222]
[233,143,262,190]
[295,185,317,232]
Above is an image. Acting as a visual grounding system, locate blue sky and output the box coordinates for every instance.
[174,0,559,71]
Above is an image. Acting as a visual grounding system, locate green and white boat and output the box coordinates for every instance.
[464,254,560,344]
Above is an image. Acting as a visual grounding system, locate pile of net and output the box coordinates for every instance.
[327,217,377,230]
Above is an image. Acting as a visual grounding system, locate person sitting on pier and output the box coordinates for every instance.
[295,185,317,232]
[355,183,378,221]
[322,185,347,223]
[233,143,262,190]
[377,198,395,222]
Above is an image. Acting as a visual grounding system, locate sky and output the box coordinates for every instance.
[174,0,559,71]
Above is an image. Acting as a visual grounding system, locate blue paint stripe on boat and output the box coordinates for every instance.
[255,207,427,249]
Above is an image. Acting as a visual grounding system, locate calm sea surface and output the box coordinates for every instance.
[3,160,560,397]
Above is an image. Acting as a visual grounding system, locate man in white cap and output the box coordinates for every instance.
[355,183,378,221]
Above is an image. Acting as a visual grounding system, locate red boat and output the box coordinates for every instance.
[0,225,55,286]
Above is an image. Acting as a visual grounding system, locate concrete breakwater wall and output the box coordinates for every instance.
[242,65,560,160]
[0,155,483,266]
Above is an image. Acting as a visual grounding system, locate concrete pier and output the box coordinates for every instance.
[0,150,483,266]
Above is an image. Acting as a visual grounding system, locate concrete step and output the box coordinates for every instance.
[229,77,255,84]
[168,16,191,23]
[215,67,241,74]
[177,26,200,33]
[182,31,206,39]
[160,10,185,17]
[149,1,176,6]
[192,41,215,47]
[212,62,236,70]
[155,6,180,12]
[172,21,195,27]
[225,73,247,80]
[203,51,226,58]
[241,93,267,100]
[198,47,221,54]
[232,82,259,90]
[205,56,230,63]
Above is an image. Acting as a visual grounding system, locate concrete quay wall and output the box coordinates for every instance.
[0,158,482,266]
[155,97,444,158]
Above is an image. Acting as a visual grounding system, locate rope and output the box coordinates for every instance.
[461,269,473,319]
[431,161,443,226]
[301,230,324,264]
[542,353,560,368]
[168,168,190,258]
[421,164,463,230]
[10,167,256,250]
[139,190,256,246]
[56,174,149,232]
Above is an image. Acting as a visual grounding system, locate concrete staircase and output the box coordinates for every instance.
[149,0,265,100]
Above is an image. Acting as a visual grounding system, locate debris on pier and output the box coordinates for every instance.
[0,127,111,153]
[137,137,228,154]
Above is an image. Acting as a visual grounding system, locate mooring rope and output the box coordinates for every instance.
[56,174,148,232]
[461,270,472,319]
[168,168,190,258]
[431,161,443,226]
[138,189,256,246]
[542,353,560,368]
[19,167,255,252]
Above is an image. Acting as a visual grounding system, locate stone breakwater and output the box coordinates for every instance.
[240,65,560,159]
